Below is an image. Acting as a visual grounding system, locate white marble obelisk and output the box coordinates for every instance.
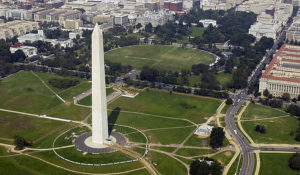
[92,24,109,145]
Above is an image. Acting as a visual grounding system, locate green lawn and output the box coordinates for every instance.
[108,90,221,123]
[221,104,230,114]
[175,148,217,157]
[34,72,91,102]
[32,150,144,174]
[216,71,232,88]
[184,135,209,147]
[151,146,177,153]
[148,151,187,175]
[241,116,299,144]
[259,153,299,175]
[242,103,286,120]
[211,151,235,166]
[145,126,195,145]
[188,75,202,87]
[109,110,192,130]
[0,111,73,147]
[0,71,91,121]
[105,45,215,72]
[55,147,133,164]
[191,27,205,38]
[78,88,115,106]
[241,104,299,144]
[0,155,81,175]
[227,154,243,175]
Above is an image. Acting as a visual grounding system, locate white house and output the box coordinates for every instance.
[199,19,217,28]
[10,44,38,57]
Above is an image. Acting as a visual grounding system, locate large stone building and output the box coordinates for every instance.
[259,44,300,98]
[0,20,40,40]
[34,9,82,25]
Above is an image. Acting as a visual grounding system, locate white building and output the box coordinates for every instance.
[259,44,300,98]
[195,124,214,136]
[199,19,217,28]
[136,10,174,27]
[10,45,38,57]
[249,22,282,40]
[18,30,45,43]
[69,31,83,39]
[46,38,74,48]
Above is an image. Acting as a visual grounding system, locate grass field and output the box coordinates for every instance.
[0,71,222,174]
[148,151,187,175]
[0,111,73,147]
[241,104,299,144]
[242,103,286,120]
[175,148,217,157]
[221,104,230,114]
[105,45,215,72]
[32,150,144,174]
[55,147,134,164]
[191,27,205,38]
[227,154,243,175]
[108,90,221,123]
[188,75,202,87]
[184,135,210,147]
[259,153,299,175]
[0,155,81,175]
[216,71,232,88]
[211,151,235,166]
[0,71,91,121]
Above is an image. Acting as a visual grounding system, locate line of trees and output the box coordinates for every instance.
[48,77,80,89]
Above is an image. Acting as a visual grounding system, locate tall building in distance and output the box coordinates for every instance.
[259,44,300,98]
[91,24,109,145]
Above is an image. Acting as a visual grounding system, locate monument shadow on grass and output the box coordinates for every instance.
[108,107,121,135]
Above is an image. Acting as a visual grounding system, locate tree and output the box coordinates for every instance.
[190,160,210,175]
[136,23,142,29]
[14,136,32,150]
[11,49,26,62]
[226,98,233,105]
[190,159,223,175]
[263,89,270,97]
[289,153,300,170]
[209,127,225,148]
[145,23,153,33]
[255,125,266,133]
[269,99,283,108]
[282,93,291,102]
[210,161,223,175]
[287,105,300,117]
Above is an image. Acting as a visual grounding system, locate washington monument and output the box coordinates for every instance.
[91,24,109,145]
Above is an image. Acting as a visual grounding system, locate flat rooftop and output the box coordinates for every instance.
[262,44,300,83]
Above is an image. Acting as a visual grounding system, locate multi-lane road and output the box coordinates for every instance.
[224,19,300,175]
[225,90,300,175]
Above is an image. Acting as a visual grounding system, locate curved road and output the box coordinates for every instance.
[225,90,300,175]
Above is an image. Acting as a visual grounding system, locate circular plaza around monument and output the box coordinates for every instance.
[74,131,126,154]
[52,124,149,166]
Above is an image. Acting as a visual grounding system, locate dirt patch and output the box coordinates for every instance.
[197,135,209,139]
[0,118,8,123]
[224,151,232,157]
[0,137,14,141]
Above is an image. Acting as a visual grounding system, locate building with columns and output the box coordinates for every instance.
[259,44,300,98]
